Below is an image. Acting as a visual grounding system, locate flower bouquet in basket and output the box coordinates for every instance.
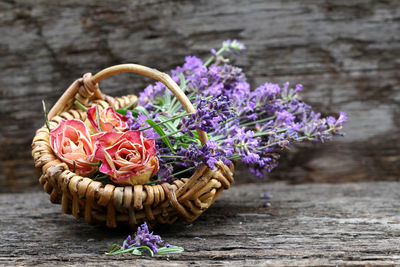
[32,40,346,229]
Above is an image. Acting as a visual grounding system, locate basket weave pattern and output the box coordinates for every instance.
[32,64,234,228]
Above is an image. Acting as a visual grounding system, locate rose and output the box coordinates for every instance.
[50,119,99,176]
[94,131,159,185]
[86,105,128,133]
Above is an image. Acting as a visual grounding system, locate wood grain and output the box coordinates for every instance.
[0,0,399,191]
[1,182,400,266]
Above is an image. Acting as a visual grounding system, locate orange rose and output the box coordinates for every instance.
[50,119,99,176]
[86,105,128,133]
[94,131,159,185]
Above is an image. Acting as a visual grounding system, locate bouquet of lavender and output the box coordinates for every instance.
[48,40,346,186]
[129,40,346,184]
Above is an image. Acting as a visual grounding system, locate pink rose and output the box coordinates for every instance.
[87,105,128,133]
[94,131,159,185]
[50,119,99,176]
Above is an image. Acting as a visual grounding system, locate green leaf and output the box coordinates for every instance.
[130,109,139,117]
[135,246,154,257]
[179,73,187,92]
[139,112,188,132]
[157,97,165,106]
[191,131,199,139]
[145,119,175,153]
[42,100,51,132]
[157,115,178,133]
[169,77,188,113]
[107,244,121,254]
[150,103,164,111]
[130,248,143,255]
[157,246,185,255]
[175,142,189,149]
[135,106,150,117]
[164,90,171,107]
[115,108,127,115]
[116,99,139,115]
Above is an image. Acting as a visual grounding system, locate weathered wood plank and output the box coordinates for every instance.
[0,0,399,191]
[1,182,400,266]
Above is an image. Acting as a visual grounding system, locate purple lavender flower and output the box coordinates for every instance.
[275,110,295,127]
[222,39,246,54]
[202,64,250,102]
[139,55,207,110]
[181,95,233,135]
[175,56,205,75]
[262,192,272,199]
[157,163,175,183]
[124,222,163,254]
[126,111,159,139]
[139,82,168,110]
[178,141,225,170]
[263,202,271,207]
[326,112,347,135]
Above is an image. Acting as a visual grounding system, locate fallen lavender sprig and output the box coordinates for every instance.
[106,222,184,256]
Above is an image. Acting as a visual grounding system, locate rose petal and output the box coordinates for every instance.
[50,119,97,176]
[87,105,100,132]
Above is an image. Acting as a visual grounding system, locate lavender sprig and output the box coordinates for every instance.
[106,222,184,257]
[204,39,246,66]
[181,95,234,135]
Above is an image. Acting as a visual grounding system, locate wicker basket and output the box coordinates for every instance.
[32,64,234,228]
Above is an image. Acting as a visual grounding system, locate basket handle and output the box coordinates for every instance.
[49,63,208,146]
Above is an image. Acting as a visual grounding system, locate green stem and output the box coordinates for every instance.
[297,136,309,141]
[74,100,88,112]
[220,117,236,125]
[171,166,196,177]
[75,160,101,166]
[159,155,184,159]
[204,47,226,67]
[154,130,181,140]
[109,246,154,256]
[240,115,276,127]
[107,247,136,255]
[144,179,161,185]
[139,113,190,131]
[106,244,121,254]
[228,155,241,161]
[123,99,138,110]
[253,128,288,137]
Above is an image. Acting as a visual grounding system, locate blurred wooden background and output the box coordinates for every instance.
[0,0,399,192]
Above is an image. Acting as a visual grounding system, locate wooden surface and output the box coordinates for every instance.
[0,0,400,191]
[1,182,400,266]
